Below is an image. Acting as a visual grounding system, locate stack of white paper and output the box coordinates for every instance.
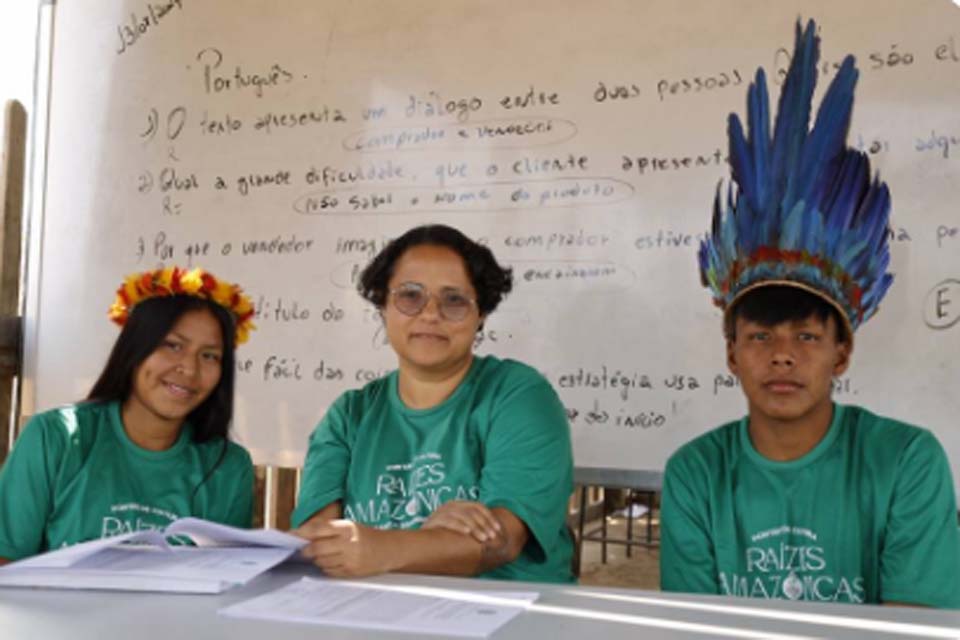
[220,577,539,638]
[0,517,306,594]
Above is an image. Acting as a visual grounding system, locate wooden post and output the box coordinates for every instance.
[253,465,300,530]
[0,100,26,464]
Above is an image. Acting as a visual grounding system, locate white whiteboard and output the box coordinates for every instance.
[25,0,960,488]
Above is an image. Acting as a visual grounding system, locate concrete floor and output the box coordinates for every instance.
[577,512,660,590]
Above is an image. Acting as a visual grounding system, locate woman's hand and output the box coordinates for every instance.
[295,519,394,578]
[421,500,504,544]
[423,502,529,572]
[293,502,529,577]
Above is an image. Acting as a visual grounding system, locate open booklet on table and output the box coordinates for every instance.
[0,517,307,594]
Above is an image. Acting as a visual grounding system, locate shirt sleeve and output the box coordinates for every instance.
[0,414,66,560]
[660,451,720,594]
[213,444,255,528]
[291,395,353,527]
[478,373,573,565]
[880,430,960,608]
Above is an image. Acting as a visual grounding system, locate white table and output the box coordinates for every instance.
[1,564,958,639]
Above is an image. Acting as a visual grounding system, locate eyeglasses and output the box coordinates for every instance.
[388,282,477,322]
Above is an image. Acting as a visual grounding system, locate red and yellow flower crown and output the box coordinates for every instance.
[108,267,256,345]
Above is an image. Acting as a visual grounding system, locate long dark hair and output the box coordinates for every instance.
[87,295,237,444]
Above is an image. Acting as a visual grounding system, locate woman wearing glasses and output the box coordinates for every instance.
[293,224,574,582]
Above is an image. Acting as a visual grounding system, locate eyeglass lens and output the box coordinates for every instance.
[393,284,473,321]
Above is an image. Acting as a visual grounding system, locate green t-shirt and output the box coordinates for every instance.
[660,404,960,608]
[0,400,253,560]
[292,355,575,583]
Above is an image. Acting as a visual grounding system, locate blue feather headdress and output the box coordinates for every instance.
[698,19,893,337]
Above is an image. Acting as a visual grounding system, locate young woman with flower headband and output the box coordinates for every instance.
[292,224,575,583]
[0,267,256,563]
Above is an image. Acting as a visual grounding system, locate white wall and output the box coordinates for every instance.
[0,1,40,117]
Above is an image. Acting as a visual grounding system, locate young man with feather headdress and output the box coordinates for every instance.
[660,20,960,608]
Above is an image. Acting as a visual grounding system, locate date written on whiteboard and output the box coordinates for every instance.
[116,0,184,56]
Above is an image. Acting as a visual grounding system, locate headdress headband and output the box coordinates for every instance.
[108,267,256,345]
[698,19,894,337]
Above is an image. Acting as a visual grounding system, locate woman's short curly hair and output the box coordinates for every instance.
[359,224,513,318]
